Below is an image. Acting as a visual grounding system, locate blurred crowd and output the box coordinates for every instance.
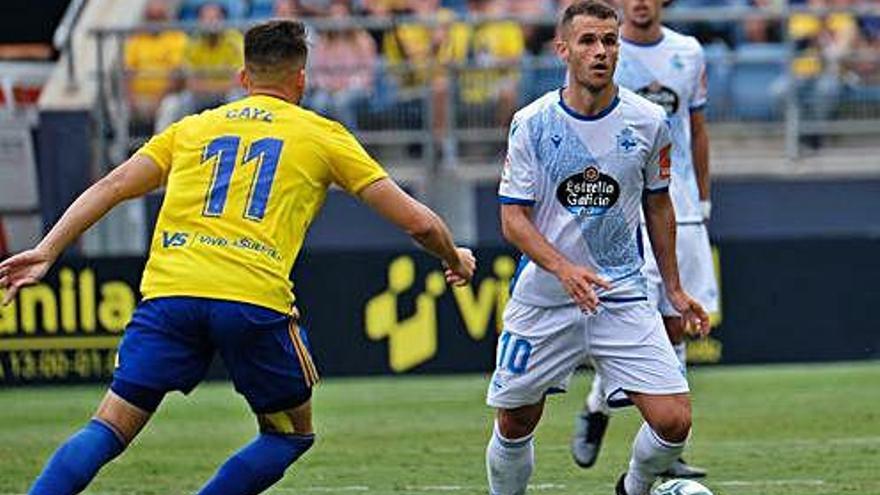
[124,0,880,137]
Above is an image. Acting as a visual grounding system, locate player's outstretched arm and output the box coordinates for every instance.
[359,178,474,285]
[643,192,710,335]
[501,204,610,313]
[0,154,165,305]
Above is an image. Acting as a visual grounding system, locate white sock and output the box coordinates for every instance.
[486,422,534,495]
[673,342,687,370]
[586,372,611,415]
[625,422,686,495]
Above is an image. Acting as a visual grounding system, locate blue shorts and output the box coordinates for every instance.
[112,297,318,414]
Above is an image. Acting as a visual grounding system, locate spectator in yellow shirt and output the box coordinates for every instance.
[382,0,453,93]
[124,0,187,126]
[789,0,858,79]
[382,0,523,162]
[382,0,462,156]
[447,0,524,126]
[182,2,244,109]
[155,3,243,132]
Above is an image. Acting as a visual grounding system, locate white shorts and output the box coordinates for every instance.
[486,299,689,409]
[643,223,719,316]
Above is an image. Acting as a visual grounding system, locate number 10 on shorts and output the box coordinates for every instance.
[497,332,532,374]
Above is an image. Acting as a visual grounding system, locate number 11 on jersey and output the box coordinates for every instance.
[201,135,283,222]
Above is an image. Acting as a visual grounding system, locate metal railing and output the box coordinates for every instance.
[90,6,880,170]
[52,0,88,92]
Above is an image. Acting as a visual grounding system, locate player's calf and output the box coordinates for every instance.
[198,401,315,495]
[28,419,125,495]
[487,402,543,495]
[623,393,692,495]
[29,389,155,495]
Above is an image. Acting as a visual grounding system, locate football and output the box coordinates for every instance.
[652,479,714,495]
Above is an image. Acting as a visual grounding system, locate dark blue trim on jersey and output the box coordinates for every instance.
[636,225,644,260]
[509,254,531,295]
[677,220,706,226]
[509,254,531,294]
[621,34,665,47]
[689,104,706,113]
[599,296,648,303]
[557,88,620,121]
[499,195,536,206]
[644,186,669,195]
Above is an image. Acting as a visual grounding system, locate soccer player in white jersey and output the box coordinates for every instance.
[571,0,719,479]
[484,2,709,494]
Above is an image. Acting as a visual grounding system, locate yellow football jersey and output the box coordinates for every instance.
[136,94,388,313]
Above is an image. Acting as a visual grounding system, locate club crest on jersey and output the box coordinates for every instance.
[637,82,680,115]
[617,127,638,154]
[556,164,620,216]
[671,53,685,71]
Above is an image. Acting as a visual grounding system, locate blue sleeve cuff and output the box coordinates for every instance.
[689,104,706,113]
[499,195,536,206]
[644,186,669,195]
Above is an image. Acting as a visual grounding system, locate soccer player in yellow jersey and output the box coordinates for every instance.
[0,20,475,495]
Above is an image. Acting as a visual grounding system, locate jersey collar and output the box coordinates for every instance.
[557,87,620,122]
[620,32,665,47]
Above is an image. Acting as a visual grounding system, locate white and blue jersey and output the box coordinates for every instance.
[499,87,672,308]
[616,27,707,223]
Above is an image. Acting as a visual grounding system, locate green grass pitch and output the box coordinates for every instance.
[1,361,878,495]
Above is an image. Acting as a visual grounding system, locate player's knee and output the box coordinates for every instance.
[98,384,158,443]
[257,401,313,435]
[497,404,542,439]
[653,405,691,443]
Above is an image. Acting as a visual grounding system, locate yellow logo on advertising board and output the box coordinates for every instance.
[364,255,515,372]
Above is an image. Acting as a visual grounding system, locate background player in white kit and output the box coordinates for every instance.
[482,2,709,494]
[571,0,720,479]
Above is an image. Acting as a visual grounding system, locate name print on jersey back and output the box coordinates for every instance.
[225,107,275,122]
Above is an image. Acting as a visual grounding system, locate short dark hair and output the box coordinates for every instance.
[558,0,620,35]
[244,20,309,82]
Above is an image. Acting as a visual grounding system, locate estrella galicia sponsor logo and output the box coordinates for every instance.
[161,231,189,248]
[556,165,620,216]
[636,82,680,115]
